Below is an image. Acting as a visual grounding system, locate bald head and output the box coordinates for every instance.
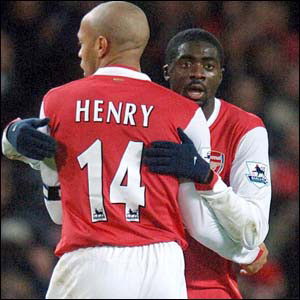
[83,1,150,53]
[77,1,150,76]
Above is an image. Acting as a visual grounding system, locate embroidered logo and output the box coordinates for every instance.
[206,150,225,174]
[93,208,107,221]
[246,162,269,188]
[126,208,139,222]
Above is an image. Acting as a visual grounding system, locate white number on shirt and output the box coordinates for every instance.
[77,140,145,222]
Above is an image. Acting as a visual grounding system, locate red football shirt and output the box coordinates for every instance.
[185,99,266,299]
[42,66,209,257]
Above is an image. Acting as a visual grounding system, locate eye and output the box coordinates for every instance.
[205,64,215,71]
[180,61,192,69]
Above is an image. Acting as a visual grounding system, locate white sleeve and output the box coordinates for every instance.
[179,182,260,263]
[180,108,260,263]
[1,104,63,225]
[41,160,62,225]
[39,102,63,225]
[195,127,271,249]
[1,120,41,170]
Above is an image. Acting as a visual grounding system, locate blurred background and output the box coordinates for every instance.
[1,1,299,299]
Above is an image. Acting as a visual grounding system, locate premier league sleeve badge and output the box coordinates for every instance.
[246,161,269,188]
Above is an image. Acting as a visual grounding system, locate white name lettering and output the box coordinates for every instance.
[76,100,90,122]
[123,103,137,125]
[141,105,154,127]
[94,100,104,122]
[75,99,154,127]
[107,102,122,124]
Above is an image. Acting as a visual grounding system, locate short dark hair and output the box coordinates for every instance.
[165,28,224,67]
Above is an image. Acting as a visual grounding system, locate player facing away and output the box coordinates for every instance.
[1,3,261,299]
[144,28,272,298]
[30,3,205,298]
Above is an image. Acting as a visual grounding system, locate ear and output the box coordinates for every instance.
[218,67,224,85]
[163,64,170,81]
[96,36,109,58]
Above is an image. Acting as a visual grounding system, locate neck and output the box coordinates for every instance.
[100,50,142,71]
[200,97,215,120]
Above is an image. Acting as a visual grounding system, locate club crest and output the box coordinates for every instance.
[206,150,225,174]
[246,161,269,188]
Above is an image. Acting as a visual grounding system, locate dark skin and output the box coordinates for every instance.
[164,41,223,119]
[163,40,268,275]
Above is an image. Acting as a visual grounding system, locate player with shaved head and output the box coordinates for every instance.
[1,2,211,298]
[77,1,150,76]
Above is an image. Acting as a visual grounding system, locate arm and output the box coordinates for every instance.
[144,108,261,263]
[1,104,62,225]
[39,101,62,225]
[180,110,262,263]
[180,114,262,263]
[144,125,271,250]
[178,180,260,264]
[2,113,57,167]
[41,159,62,225]
[240,243,269,275]
[2,118,45,170]
[194,127,271,249]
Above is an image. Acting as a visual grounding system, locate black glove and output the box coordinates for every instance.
[6,118,57,160]
[144,128,212,183]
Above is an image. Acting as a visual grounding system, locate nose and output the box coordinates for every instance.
[190,63,206,80]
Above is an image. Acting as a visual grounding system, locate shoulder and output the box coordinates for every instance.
[148,81,199,109]
[43,77,92,99]
[146,82,204,132]
[220,99,265,131]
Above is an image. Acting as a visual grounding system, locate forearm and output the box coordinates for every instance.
[179,182,260,264]
[2,119,62,224]
[2,119,41,170]
[40,157,62,225]
[195,173,270,249]
[44,198,62,225]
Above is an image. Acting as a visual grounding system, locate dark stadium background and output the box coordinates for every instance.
[1,1,299,299]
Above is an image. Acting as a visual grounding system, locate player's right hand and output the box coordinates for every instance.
[6,118,57,160]
[143,128,212,183]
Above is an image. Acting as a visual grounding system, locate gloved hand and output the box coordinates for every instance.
[144,128,212,183]
[6,118,57,160]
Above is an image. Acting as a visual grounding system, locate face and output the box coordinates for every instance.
[166,41,223,109]
[77,19,99,77]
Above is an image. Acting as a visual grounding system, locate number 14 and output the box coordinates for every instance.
[77,140,146,223]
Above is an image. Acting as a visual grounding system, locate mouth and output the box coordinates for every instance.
[186,89,205,100]
[185,84,206,100]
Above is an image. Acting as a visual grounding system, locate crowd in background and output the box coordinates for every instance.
[1,1,299,299]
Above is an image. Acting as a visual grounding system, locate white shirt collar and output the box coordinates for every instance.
[207,98,221,127]
[94,66,151,82]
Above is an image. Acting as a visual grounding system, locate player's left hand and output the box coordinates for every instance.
[6,118,57,160]
[143,127,212,183]
[239,243,269,275]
